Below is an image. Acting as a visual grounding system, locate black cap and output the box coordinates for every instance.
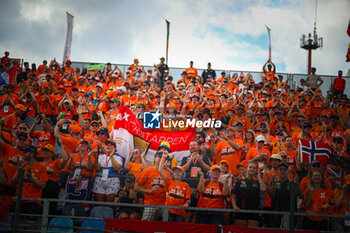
[330,115,339,120]
[23,145,37,154]
[311,160,321,166]
[277,162,289,169]
[125,173,135,182]
[16,132,28,139]
[97,127,109,136]
[181,71,187,75]
[302,122,312,129]
[105,140,116,148]
[275,111,284,115]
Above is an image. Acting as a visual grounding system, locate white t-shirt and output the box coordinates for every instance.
[98,154,123,168]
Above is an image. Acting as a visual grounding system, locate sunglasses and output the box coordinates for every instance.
[17,137,27,141]
[19,127,27,130]
[195,136,202,139]
[258,141,265,143]
[91,124,99,127]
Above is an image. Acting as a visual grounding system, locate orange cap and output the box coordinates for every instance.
[172,166,184,173]
[346,174,350,185]
[210,165,221,171]
[15,104,26,112]
[219,160,229,167]
[237,160,249,168]
[43,144,56,154]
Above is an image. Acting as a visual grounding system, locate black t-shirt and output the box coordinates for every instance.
[232,177,260,210]
[201,69,216,84]
[180,154,211,188]
[157,64,169,79]
[270,180,293,211]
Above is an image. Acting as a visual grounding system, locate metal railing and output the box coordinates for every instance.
[71,61,350,96]
[1,195,348,233]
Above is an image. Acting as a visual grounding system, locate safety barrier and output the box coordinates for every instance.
[1,196,348,233]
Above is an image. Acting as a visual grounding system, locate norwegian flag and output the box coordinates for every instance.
[327,167,345,187]
[299,139,331,165]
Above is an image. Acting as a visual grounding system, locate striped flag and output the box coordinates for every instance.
[265,25,272,60]
[62,12,74,65]
[0,64,18,85]
[299,139,331,165]
[111,106,195,165]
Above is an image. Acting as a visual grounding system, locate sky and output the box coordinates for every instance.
[0,0,349,76]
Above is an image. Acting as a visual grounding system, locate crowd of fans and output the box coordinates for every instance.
[0,50,350,231]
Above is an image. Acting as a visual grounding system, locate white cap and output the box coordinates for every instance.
[96,83,103,89]
[256,135,265,142]
[117,86,127,92]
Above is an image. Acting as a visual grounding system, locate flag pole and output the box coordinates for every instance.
[164,19,170,65]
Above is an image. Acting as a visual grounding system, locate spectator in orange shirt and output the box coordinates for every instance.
[246,135,271,167]
[40,140,68,215]
[64,60,75,74]
[332,174,350,231]
[302,170,332,231]
[37,60,48,75]
[263,59,276,81]
[1,51,10,65]
[11,145,48,225]
[158,151,191,222]
[135,151,168,221]
[197,165,230,225]
[185,61,198,79]
[0,84,19,118]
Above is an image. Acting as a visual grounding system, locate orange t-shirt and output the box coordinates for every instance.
[128,162,147,180]
[304,188,332,221]
[197,180,225,208]
[16,162,48,201]
[70,153,95,177]
[0,143,23,185]
[136,167,167,205]
[33,131,55,156]
[333,187,350,217]
[185,67,198,78]
[165,179,191,217]
[0,94,20,117]
[246,147,271,161]
[40,159,62,182]
[214,139,243,175]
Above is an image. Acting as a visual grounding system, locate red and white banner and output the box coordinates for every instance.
[104,219,317,233]
[111,106,195,164]
[0,64,18,85]
[62,12,74,65]
[299,139,331,165]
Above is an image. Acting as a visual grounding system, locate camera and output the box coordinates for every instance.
[155,151,163,158]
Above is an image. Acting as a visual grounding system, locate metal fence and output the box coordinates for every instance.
[1,195,348,233]
[71,61,350,96]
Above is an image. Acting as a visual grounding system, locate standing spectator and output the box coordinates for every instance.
[305,67,323,91]
[154,57,169,90]
[66,139,95,204]
[196,165,230,225]
[332,174,350,231]
[40,139,68,215]
[93,140,123,203]
[11,145,48,226]
[232,162,266,227]
[135,151,167,221]
[263,59,276,81]
[269,162,299,229]
[185,61,198,80]
[124,148,148,179]
[201,62,216,84]
[181,140,211,189]
[333,70,346,96]
[302,170,332,231]
[0,84,19,118]
[158,152,191,222]
[1,51,10,65]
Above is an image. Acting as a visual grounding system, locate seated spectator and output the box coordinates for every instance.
[115,173,143,219]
